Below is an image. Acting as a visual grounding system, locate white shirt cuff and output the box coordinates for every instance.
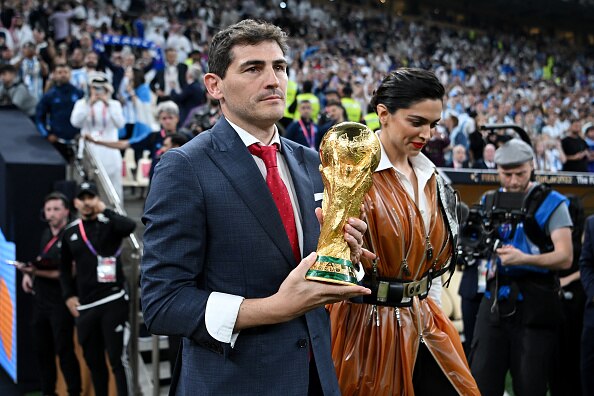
[205,292,244,348]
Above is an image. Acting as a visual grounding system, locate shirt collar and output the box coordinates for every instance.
[227,117,282,150]
[374,130,435,179]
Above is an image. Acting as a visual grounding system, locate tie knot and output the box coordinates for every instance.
[248,143,278,169]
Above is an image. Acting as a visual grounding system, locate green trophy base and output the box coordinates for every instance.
[305,255,358,285]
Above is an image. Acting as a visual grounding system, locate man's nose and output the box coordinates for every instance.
[263,67,280,88]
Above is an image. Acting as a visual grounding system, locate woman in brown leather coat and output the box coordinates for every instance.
[328,68,480,395]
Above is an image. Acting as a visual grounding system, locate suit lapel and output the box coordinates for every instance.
[205,119,296,268]
[281,139,319,258]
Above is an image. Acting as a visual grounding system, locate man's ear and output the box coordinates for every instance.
[203,73,224,100]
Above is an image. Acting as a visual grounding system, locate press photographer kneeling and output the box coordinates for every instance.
[468,139,573,396]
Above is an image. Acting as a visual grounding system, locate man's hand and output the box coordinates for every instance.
[315,206,375,264]
[16,262,35,275]
[496,245,527,266]
[47,134,58,143]
[66,296,80,317]
[235,252,371,330]
[273,252,371,320]
[22,273,33,293]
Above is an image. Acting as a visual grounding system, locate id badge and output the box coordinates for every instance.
[97,256,117,283]
[477,259,488,294]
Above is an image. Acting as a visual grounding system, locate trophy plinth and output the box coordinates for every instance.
[305,122,381,285]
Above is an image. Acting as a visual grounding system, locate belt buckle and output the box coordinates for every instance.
[377,281,389,303]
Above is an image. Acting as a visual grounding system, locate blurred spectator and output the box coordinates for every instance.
[446,112,469,153]
[450,144,470,169]
[36,63,84,160]
[150,47,187,104]
[294,80,320,123]
[15,41,48,101]
[561,120,589,172]
[71,73,126,201]
[422,125,450,167]
[165,23,191,63]
[49,2,75,44]
[170,64,206,127]
[318,100,347,144]
[32,27,54,73]
[285,100,320,150]
[473,143,497,169]
[0,63,37,117]
[10,13,34,54]
[341,84,362,122]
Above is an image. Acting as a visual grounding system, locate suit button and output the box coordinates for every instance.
[298,339,308,348]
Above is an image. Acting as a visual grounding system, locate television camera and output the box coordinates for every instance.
[458,190,527,266]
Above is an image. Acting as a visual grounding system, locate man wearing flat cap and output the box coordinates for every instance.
[60,181,136,396]
[469,138,574,396]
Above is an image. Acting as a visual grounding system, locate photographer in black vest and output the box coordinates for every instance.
[468,139,573,396]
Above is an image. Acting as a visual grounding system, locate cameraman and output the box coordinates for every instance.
[469,139,573,396]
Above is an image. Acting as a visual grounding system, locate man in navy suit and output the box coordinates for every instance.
[581,215,594,396]
[141,19,371,395]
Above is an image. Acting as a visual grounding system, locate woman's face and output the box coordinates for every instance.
[378,99,442,161]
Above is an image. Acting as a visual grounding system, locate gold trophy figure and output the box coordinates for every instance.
[305,122,381,285]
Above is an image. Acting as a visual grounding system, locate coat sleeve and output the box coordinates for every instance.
[140,148,226,354]
[580,216,594,302]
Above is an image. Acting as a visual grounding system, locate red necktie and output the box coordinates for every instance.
[248,143,300,263]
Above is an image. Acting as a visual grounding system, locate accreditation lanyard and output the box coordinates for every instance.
[77,221,121,257]
[41,235,59,255]
[90,103,108,134]
[298,119,316,149]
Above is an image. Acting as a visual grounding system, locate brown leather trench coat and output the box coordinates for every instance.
[328,169,480,395]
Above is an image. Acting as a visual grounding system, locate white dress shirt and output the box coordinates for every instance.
[205,119,303,346]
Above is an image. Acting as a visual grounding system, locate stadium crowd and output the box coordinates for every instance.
[1,0,594,395]
[0,0,591,180]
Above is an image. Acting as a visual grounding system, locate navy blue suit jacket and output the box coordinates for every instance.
[140,117,339,395]
[580,215,594,328]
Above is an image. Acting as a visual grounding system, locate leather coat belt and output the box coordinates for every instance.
[359,275,431,308]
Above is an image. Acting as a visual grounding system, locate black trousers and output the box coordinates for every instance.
[469,297,557,396]
[76,296,129,396]
[461,293,483,356]
[32,301,81,396]
[583,325,594,396]
[549,281,585,396]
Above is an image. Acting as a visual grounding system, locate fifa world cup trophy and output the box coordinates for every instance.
[305,122,381,285]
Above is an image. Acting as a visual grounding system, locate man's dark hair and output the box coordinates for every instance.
[370,68,444,113]
[326,100,347,119]
[53,62,70,70]
[208,19,288,79]
[0,64,16,74]
[302,80,313,93]
[44,191,69,209]
[167,134,189,148]
[343,84,353,97]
